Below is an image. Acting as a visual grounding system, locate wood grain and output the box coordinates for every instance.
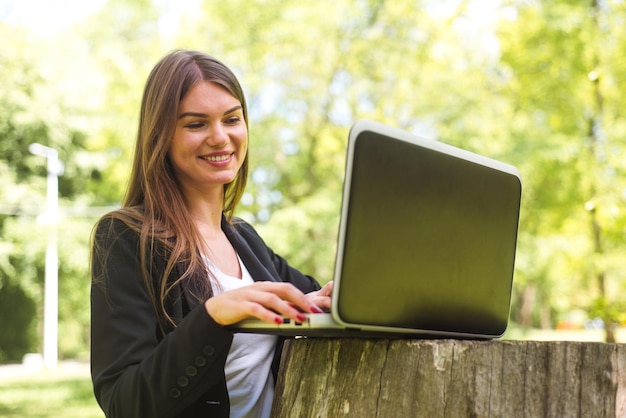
[272,339,626,418]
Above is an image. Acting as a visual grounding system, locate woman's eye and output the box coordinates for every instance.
[225,116,241,124]
[186,122,205,129]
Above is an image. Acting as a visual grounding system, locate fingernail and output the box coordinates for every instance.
[274,316,283,325]
[310,305,324,314]
[296,313,306,322]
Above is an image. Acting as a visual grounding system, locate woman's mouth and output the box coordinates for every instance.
[200,153,231,162]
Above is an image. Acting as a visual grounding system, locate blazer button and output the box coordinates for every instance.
[186,366,198,377]
[203,345,215,356]
[177,376,189,387]
[194,356,207,367]
[169,388,181,398]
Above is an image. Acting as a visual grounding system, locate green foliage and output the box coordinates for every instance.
[497,0,626,333]
[0,281,37,362]
[0,23,103,361]
[1,0,625,364]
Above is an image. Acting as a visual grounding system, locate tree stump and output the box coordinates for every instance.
[272,338,626,417]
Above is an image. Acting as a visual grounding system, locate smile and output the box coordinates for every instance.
[200,154,231,162]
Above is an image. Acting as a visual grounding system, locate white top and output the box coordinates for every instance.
[207,256,278,418]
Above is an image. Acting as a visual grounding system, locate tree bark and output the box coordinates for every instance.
[272,338,626,417]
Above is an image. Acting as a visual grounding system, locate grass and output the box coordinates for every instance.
[0,365,103,418]
[503,325,626,343]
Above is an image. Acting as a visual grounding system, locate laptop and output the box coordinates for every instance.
[230,119,522,339]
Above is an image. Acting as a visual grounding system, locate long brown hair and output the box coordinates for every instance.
[94,50,249,329]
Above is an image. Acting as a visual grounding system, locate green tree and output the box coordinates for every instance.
[170,0,501,281]
[497,0,626,340]
[0,22,99,361]
[3,0,625,364]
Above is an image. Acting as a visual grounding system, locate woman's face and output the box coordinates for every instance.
[169,81,248,198]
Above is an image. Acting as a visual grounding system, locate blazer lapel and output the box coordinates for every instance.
[179,218,280,313]
[176,260,201,313]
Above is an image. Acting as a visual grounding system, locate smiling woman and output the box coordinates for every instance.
[89,49,332,418]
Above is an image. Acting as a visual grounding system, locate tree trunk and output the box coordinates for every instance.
[272,338,626,417]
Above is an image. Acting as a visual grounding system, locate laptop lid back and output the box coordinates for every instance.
[331,120,522,338]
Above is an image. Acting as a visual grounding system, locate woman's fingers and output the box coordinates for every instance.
[305,281,333,311]
[246,284,308,321]
[319,281,333,297]
[204,282,322,326]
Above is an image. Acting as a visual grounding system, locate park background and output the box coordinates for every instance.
[0,0,625,416]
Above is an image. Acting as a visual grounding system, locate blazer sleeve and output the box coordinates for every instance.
[90,218,233,418]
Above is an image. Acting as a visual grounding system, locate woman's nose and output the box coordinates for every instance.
[206,123,229,147]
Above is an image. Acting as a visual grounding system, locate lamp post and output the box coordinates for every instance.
[29,143,64,370]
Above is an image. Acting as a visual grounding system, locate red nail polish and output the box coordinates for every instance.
[311,305,324,314]
[296,313,306,322]
[274,316,283,325]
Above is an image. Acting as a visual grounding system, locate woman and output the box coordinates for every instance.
[90,49,332,418]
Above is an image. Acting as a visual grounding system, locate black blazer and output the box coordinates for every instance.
[90,216,320,418]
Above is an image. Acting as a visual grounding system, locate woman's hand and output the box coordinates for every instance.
[306,281,333,312]
[204,281,324,326]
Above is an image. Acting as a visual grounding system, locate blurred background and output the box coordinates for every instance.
[0,0,625,415]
